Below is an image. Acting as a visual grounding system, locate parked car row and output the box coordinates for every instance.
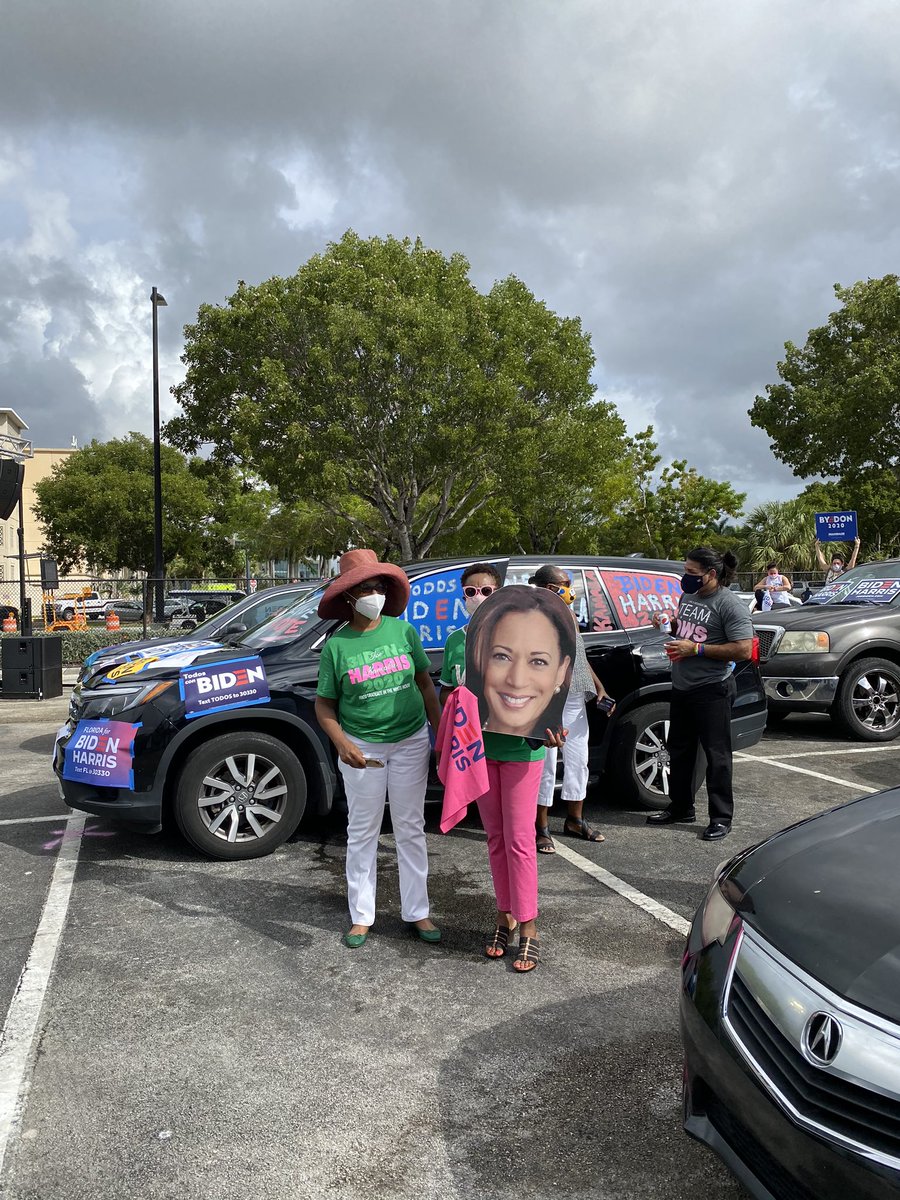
[53,554,768,859]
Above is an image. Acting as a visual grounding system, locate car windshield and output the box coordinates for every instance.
[237,586,327,649]
[808,563,900,606]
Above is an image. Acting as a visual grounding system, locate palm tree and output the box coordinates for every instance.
[738,499,819,574]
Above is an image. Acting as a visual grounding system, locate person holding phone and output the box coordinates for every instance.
[315,549,442,949]
[529,565,614,853]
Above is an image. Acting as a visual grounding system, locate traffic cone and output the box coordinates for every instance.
[2,612,16,633]
[105,608,121,632]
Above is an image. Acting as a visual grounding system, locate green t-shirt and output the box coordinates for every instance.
[317,616,430,744]
[439,625,545,764]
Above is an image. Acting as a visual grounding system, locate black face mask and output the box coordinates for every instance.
[680,573,705,594]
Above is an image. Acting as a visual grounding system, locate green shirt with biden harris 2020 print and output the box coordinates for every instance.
[317,616,431,744]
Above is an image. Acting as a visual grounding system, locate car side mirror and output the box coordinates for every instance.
[223,623,247,636]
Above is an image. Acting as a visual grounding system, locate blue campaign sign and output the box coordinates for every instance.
[815,511,857,542]
[404,567,470,648]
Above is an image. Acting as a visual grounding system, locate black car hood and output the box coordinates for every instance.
[83,638,239,686]
[725,789,900,1022]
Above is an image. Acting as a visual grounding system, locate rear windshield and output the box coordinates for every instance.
[808,564,900,606]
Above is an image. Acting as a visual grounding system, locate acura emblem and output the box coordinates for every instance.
[803,1011,842,1066]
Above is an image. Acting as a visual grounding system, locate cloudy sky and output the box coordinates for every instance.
[2,0,899,510]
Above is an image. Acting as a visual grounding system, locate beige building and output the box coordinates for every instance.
[0,408,75,588]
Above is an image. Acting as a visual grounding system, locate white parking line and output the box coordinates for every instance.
[734,752,877,793]
[551,841,691,937]
[0,815,74,827]
[741,746,900,760]
[0,816,84,1173]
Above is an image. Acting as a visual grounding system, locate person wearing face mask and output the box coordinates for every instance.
[753,562,793,611]
[529,565,613,854]
[815,536,861,584]
[648,547,754,841]
[315,550,442,948]
[439,563,504,697]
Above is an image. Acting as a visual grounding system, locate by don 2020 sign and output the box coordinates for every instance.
[815,511,858,542]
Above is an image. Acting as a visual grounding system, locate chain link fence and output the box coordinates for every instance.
[0,574,323,637]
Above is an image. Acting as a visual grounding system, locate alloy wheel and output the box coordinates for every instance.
[634,717,671,798]
[196,752,289,843]
[851,670,900,734]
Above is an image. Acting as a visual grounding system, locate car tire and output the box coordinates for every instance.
[61,607,74,620]
[833,657,900,742]
[173,732,307,860]
[611,701,674,810]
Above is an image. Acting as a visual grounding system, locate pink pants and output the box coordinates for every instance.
[476,759,544,923]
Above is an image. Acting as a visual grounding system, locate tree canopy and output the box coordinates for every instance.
[750,275,900,481]
[166,231,613,560]
[33,434,239,577]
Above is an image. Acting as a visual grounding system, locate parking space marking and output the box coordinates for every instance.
[734,752,877,793]
[741,746,900,760]
[551,841,691,937]
[0,816,85,1173]
[0,816,75,828]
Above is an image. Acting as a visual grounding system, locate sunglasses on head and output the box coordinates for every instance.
[463,585,496,598]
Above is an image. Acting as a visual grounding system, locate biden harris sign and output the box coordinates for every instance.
[179,655,270,719]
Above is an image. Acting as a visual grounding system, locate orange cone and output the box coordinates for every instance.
[1,612,16,633]
[105,608,121,632]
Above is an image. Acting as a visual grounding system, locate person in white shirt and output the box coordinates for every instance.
[753,562,793,611]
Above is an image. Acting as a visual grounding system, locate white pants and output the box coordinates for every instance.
[538,693,590,808]
[338,724,431,926]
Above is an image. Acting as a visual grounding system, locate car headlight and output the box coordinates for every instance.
[776,631,830,654]
[78,680,172,718]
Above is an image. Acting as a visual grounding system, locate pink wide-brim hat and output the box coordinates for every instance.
[317,549,410,620]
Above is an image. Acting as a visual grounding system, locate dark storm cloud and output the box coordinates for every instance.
[1,0,899,506]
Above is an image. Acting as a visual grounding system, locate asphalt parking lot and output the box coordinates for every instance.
[1,698,899,1200]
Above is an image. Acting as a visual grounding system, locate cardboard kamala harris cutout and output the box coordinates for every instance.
[464,584,575,742]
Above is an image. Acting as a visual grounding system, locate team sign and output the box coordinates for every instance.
[179,655,270,719]
[63,720,140,788]
[815,510,858,542]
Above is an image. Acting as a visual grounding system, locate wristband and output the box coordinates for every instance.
[696,643,704,656]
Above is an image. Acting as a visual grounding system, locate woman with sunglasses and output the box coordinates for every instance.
[315,549,442,949]
[529,565,613,854]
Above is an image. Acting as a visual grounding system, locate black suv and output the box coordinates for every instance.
[753,558,900,740]
[54,556,767,859]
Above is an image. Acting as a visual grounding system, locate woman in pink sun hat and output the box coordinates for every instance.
[315,550,442,949]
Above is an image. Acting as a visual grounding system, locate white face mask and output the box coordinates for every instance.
[352,593,386,620]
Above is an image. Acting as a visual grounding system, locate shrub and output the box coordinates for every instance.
[2,627,169,666]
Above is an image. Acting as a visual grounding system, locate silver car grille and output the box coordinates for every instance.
[753,624,785,662]
[723,929,900,1170]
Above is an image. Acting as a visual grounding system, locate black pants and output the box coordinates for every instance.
[667,677,736,824]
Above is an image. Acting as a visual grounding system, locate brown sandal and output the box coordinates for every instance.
[513,935,539,972]
[536,826,556,854]
[485,921,518,958]
[563,817,605,843]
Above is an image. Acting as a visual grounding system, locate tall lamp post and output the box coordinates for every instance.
[151,286,167,623]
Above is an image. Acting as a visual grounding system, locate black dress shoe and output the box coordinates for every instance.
[702,822,731,840]
[646,809,696,825]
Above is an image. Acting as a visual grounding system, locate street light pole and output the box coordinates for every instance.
[151,286,168,623]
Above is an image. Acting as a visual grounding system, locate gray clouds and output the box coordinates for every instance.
[2,1,899,503]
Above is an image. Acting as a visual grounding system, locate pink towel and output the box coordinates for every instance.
[437,686,490,833]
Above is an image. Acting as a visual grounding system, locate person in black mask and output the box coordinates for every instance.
[647,547,754,841]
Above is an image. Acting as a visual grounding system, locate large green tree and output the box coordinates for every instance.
[33,433,234,577]
[602,431,746,559]
[750,275,900,482]
[166,231,601,560]
[737,498,820,574]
